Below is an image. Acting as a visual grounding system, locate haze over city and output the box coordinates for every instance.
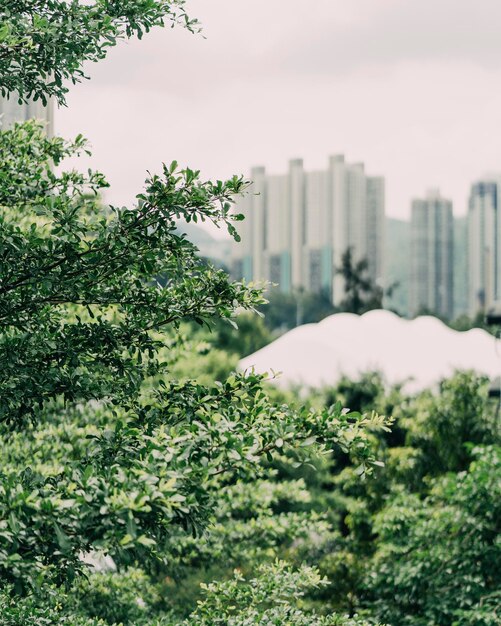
[56,0,501,226]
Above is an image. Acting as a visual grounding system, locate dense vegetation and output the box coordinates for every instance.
[0,2,386,625]
[1,2,500,625]
[161,330,501,626]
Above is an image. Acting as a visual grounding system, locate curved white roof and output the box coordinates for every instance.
[239,310,501,392]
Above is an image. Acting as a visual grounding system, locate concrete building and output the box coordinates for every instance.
[232,155,385,305]
[409,189,454,319]
[0,95,54,135]
[467,178,501,316]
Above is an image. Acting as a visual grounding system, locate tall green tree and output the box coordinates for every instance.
[0,2,389,623]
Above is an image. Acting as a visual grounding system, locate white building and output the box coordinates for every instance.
[467,178,501,316]
[0,96,54,135]
[409,189,454,319]
[232,155,385,305]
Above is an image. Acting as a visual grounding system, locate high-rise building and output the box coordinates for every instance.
[467,177,501,316]
[409,189,454,319]
[0,95,54,135]
[453,217,468,317]
[232,155,385,305]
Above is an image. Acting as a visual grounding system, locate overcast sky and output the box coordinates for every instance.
[57,0,501,234]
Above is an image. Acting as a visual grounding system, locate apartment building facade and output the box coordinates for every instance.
[409,189,454,319]
[467,178,501,316]
[232,155,385,305]
[0,95,54,135]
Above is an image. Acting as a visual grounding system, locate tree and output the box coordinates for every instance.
[0,2,389,623]
[365,445,501,626]
[293,372,501,623]
[335,247,394,314]
[0,0,198,104]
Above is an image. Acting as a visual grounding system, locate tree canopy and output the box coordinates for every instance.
[0,2,391,624]
[0,0,198,104]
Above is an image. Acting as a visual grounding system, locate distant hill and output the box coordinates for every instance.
[175,220,218,246]
[385,217,410,316]
[175,220,231,269]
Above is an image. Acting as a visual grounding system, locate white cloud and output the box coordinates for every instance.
[279,0,501,72]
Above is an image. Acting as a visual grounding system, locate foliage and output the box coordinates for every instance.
[448,311,496,335]
[335,247,393,315]
[4,1,498,625]
[0,587,105,625]
[154,474,336,616]
[0,0,198,104]
[259,288,336,331]
[0,121,261,426]
[0,0,396,626]
[316,372,392,415]
[166,311,272,385]
[176,561,383,626]
[0,367,389,595]
[210,312,272,357]
[366,445,501,626]
[0,5,393,624]
[71,567,163,625]
[399,372,500,476]
[293,372,501,624]
[168,340,238,385]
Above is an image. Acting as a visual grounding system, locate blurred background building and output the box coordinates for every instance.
[0,95,54,135]
[467,177,501,317]
[409,189,454,319]
[231,155,385,306]
[0,93,495,324]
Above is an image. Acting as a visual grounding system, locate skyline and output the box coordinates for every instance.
[231,154,385,305]
[54,0,501,233]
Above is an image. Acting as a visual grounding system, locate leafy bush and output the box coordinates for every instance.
[176,561,383,626]
[365,446,501,626]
